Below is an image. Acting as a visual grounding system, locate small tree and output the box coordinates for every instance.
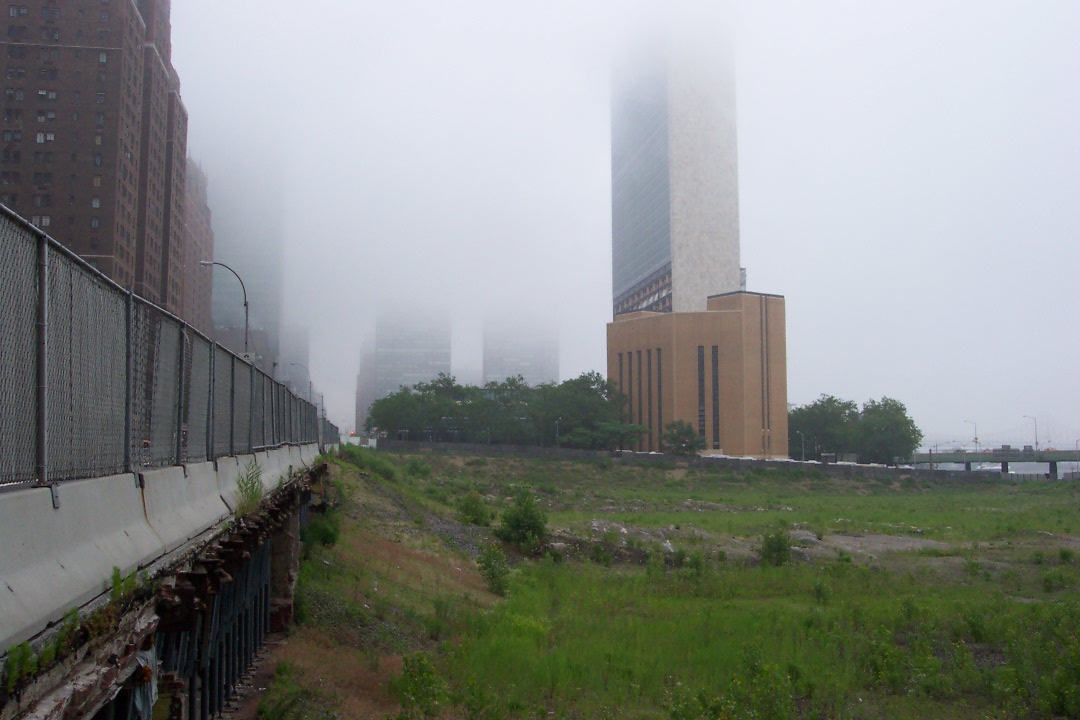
[661,421,706,456]
[494,490,548,554]
[476,544,510,596]
[759,530,792,567]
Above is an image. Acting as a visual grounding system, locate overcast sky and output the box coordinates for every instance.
[171,1,1079,450]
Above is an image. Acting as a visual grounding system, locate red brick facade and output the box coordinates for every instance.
[1,0,195,321]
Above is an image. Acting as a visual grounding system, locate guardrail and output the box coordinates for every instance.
[0,206,338,490]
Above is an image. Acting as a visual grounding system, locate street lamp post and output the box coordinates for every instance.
[795,430,805,461]
[200,261,249,357]
[1023,415,1038,452]
[964,420,978,454]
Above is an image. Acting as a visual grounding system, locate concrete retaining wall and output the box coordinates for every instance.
[0,443,320,651]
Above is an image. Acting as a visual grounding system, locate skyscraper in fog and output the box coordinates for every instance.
[606,13,788,458]
[611,31,741,317]
[482,318,558,387]
[373,312,451,400]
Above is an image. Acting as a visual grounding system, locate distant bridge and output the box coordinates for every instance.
[912,448,1078,474]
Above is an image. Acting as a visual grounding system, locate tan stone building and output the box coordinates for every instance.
[607,291,788,457]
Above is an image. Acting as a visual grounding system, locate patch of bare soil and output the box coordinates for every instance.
[821,532,949,557]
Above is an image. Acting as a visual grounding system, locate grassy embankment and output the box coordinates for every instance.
[260,449,1080,719]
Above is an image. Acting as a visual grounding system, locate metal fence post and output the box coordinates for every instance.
[35,232,48,491]
[229,354,235,457]
[124,289,133,474]
[175,324,187,465]
[248,362,254,453]
[207,341,216,461]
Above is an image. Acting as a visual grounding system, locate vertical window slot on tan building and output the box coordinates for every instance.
[656,348,662,438]
[697,346,706,438]
[646,349,653,450]
[712,346,720,449]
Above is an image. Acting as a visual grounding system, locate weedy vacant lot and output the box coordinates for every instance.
[258,449,1080,720]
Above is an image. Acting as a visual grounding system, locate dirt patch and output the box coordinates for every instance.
[825,532,950,557]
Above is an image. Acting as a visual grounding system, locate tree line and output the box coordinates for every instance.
[367,374,923,464]
[787,394,923,465]
[365,372,644,451]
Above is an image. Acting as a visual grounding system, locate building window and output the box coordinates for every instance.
[90,216,99,229]
[96,92,104,104]
[98,51,106,64]
[93,153,101,166]
[656,348,662,436]
[711,346,720,449]
[35,131,43,143]
[94,134,101,146]
[91,196,100,208]
[95,112,104,125]
[40,214,49,227]
[93,174,101,187]
[697,346,706,438]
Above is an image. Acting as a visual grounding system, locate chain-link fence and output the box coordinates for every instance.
[0,207,336,488]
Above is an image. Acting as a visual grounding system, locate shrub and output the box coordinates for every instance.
[456,491,492,527]
[686,550,707,577]
[760,530,792,567]
[1059,548,1075,565]
[1033,550,1046,565]
[477,544,510,596]
[301,510,340,548]
[494,490,548,553]
[236,460,263,516]
[393,652,447,719]
[1042,569,1071,593]
[406,458,432,479]
[591,543,613,566]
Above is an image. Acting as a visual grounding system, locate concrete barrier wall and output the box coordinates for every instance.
[0,443,320,650]
[143,463,228,555]
[0,474,163,651]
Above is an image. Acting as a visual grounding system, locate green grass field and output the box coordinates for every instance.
[276,449,1080,719]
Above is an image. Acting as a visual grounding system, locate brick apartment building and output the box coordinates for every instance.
[0,0,196,319]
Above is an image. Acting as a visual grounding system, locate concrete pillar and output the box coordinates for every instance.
[964,461,972,472]
[1002,461,1009,474]
[268,509,300,632]
[1049,461,1058,478]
